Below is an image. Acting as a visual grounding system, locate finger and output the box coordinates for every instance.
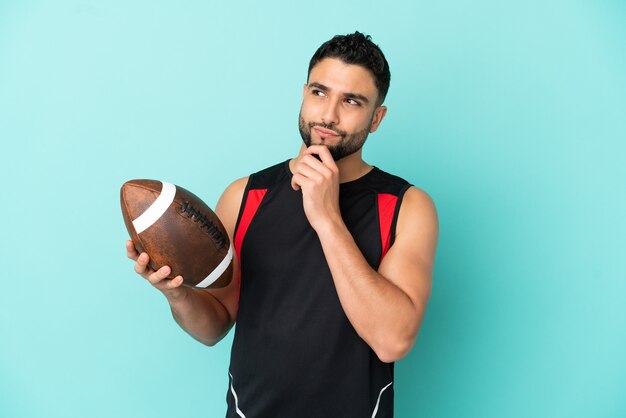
[165,275,184,290]
[300,154,328,172]
[152,275,184,292]
[295,159,324,181]
[298,154,337,185]
[304,145,336,168]
[304,144,326,154]
[126,240,139,260]
[299,155,335,181]
[291,160,308,190]
[147,265,171,285]
[292,174,312,190]
[134,252,151,275]
[315,146,336,168]
[303,145,325,161]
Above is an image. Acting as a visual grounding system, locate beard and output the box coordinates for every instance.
[298,112,373,161]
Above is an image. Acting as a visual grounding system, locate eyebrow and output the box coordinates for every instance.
[308,82,370,105]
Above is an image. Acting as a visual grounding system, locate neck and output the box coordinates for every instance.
[292,144,372,183]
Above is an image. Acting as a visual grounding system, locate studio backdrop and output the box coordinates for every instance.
[1,1,624,417]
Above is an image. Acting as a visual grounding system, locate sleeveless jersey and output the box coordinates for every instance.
[226,160,411,418]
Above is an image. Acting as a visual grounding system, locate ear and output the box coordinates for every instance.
[369,106,388,133]
[302,83,308,98]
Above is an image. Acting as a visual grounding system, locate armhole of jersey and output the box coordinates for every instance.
[233,176,253,240]
[377,193,398,263]
[233,162,288,263]
[233,184,268,262]
[378,183,412,264]
[389,184,412,248]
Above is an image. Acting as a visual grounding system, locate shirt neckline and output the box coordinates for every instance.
[282,159,378,188]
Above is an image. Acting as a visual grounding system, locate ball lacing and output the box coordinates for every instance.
[179,201,226,248]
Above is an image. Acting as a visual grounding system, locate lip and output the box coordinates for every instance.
[313,126,340,138]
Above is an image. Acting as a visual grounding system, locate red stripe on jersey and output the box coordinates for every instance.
[234,188,268,261]
[378,193,398,261]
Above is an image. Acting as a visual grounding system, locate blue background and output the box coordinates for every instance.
[1,1,625,417]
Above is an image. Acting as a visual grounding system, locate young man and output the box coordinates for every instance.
[126,32,438,417]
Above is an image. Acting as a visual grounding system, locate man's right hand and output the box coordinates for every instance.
[126,240,188,302]
[122,176,246,346]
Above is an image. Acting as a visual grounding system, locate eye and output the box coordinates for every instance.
[311,89,326,97]
[345,98,360,106]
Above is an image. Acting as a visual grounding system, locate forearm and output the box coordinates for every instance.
[166,287,234,346]
[317,221,421,362]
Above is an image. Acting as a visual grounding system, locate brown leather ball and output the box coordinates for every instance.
[120,179,232,288]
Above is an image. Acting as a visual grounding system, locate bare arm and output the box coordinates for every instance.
[314,187,437,362]
[126,176,248,346]
[291,146,438,362]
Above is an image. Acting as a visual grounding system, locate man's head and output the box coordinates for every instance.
[299,32,390,161]
[308,31,390,107]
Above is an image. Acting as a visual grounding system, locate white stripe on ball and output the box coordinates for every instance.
[195,246,234,288]
[132,181,176,234]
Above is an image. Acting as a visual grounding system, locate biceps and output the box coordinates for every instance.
[378,186,438,307]
[378,247,433,309]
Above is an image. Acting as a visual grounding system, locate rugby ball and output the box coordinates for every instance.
[120,179,232,288]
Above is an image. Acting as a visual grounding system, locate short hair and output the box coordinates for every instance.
[307,31,391,106]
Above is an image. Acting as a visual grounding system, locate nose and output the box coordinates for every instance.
[321,98,340,126]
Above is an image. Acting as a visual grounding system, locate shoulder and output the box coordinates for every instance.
[402,186,436,213]
[248,159,291,189]
[215,160,288,223]
[222,176,249,200]
[396,186,438,253]
[218,176,250,209]
[367,166,411,196]
[215,177,249,234]
[367,166,438,245]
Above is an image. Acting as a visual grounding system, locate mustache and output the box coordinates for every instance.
[308,122,346,137]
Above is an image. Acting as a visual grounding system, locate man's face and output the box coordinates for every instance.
[298,58,387,161]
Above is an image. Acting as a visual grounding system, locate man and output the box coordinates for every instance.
[126,32,438,417]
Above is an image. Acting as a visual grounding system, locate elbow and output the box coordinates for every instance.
[198,323,235,347]
[202,338,219,347]
[191,334,220,347]
[371,318,422,363]
[373,336,415,363]
[190,322,234,347]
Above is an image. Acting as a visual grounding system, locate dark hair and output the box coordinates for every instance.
[307,31,390,106]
